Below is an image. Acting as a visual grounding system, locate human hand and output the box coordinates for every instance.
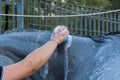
[50,25,69,45]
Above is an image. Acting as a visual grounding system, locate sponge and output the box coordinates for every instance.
[64,35,72,48]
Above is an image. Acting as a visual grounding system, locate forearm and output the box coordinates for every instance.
[23,40,57,71]
[4,40,58,80]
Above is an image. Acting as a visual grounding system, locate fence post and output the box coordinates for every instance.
[12,0,15,29]
[5,0,9,31]
[17,0,24,29]
[118,12,120,31]
[44,0,47,29]
[0,0,2,33]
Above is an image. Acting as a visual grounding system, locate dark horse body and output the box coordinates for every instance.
[0,29,120,80]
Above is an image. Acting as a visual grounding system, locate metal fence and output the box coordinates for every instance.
[0,0,120,36]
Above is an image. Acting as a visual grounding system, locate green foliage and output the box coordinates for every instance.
[66,0,110,9]
[86,0,110,9]
[108,0,120,9]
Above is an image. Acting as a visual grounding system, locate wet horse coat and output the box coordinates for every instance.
[0,29,120,80]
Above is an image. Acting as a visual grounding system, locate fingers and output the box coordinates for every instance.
[61,29,69,36]
[54,25,68,33]
[54,25,69,35]
[61,26,69,36]
[51,25,70,45]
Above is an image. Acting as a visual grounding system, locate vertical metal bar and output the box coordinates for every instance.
[44,0,47,29]
[97,13,101,36]
[75,6,78,34]
[70,4,73,34]
[54,2,58,28]
[110,13,113,32]
[106,13,109,34]
[38,0,41,29]
[65,3,68,26]
[12,0,15,29]
[89,8,92,36]
[118,12,120,31]
[60,3,63,25]
[102,13,105,35]
[93,9,96,36]
[17,0,24,29]
[26,0,29,28]
[114,13,116,32]
[80,7,83,35]
[31,0,34,28]
[5,0,9,31]
[84,7,87,35]
[49,1,52,31]
[0,0,2,33]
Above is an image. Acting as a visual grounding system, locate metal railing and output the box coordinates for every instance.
[0,0,120,36]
